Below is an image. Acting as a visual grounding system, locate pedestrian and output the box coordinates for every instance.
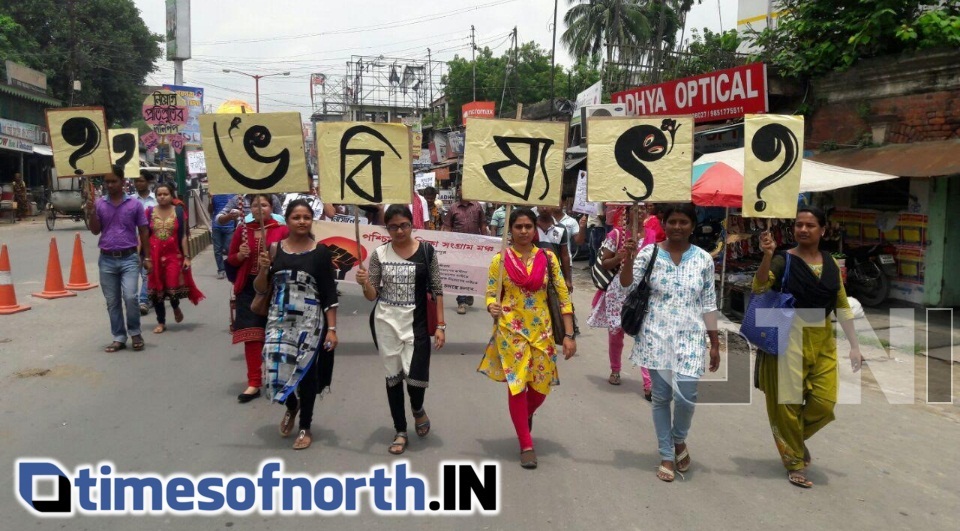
[421,187,441,230]
[226,194,289,403]
[642,203,666,245]
[585,204,606,267]
[84,165,152,353]
[547,202,585,263]
[145,183,204,333]
[442,187,486,314]
[355,205,446,455]
[134,171,158,315]
[12,172,29,220]
[209,193,237,279]
[586,205,652,397]
[478,207,576,469]
[535,210,573,292]
[619,203,720,483]
[254,199,339,450]
[215,194,284,227]
[754,207,863,488]
[488,203,506,237]
[281,188,334,220]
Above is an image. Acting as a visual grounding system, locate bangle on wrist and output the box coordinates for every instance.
[327,326,337,332]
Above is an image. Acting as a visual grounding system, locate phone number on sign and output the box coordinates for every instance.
[692,107,745,120]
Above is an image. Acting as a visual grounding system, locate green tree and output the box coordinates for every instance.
[1,0,162,125]
[669,28,744,79]
[561,0,652,67]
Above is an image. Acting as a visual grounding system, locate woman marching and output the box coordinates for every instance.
[146,183,204,333]
[226,194,288,403]
[254,199,339,450]
[355,205,446,455]
[587,204,652,398]
[479,208,576,469]
[754,206,863,488]
[620,203,719,483]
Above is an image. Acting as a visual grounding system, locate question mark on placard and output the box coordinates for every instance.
[752,123,799,212]
[111,132,137,167]
[62,117,102,175]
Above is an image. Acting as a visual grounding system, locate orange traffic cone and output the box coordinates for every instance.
[65,232,97,290]
[0,244,31,314]
[32,238,77,300]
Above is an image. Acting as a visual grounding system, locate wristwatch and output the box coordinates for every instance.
[564,333,575,340]
[436,325,447,331]
[327,326,337,332]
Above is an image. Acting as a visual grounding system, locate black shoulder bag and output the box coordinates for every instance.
[621,245,660,337]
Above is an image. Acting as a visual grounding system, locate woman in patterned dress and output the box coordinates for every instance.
[479,207,577,469]
[587,205,652,397]
[145,184,204,333]
[355,205,446,455]
[620,203,720,482]
[227,194,288,403]
[253,199,339,450]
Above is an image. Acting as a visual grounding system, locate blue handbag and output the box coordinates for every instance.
[740,254,795,355]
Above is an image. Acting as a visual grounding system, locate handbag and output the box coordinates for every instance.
[424,243,438,337]
[620,245,659,337]
[545,252,566,344]
[249,242,278,317]
[590,229,623,291]
[740,254,796,355]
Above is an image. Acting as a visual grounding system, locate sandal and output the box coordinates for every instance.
[608,372,621,385]
[657,464,676,482]
[104,341,126,353]
[413,409,431,438]
[388,432,408,455]
[174,307,184,323]
[293,429,312,450]
[788,469,813,488]
[676,445,691,473]
[644,390,652,402]
[280,407,299,437]
[520,449,537,469]
[131,335,145,351]
[153,324,166,334]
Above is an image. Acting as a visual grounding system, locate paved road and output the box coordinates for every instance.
[1,218,958,529]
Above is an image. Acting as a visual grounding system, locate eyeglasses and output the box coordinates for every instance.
[386,222,412,232]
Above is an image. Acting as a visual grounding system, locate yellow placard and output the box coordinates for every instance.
[316,122,412,205]
[743,114,804,218]
[461,118,567,207]
[200,112,309,195]
[586,116,693,203]
[45,107,112,178]
[107,128,140,180]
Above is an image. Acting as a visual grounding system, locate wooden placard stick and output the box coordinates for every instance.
[493,104,525,307]
[354,204,364,271]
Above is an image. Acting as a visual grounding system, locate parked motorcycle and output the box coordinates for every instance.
[843,243,897,307]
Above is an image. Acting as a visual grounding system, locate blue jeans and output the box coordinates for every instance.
[212,225,235,273]
[99,254,143,342]
[587,226,606,266]
[139,266,149,305]
[649,369,699,462]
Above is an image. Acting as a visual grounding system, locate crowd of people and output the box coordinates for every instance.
[82,164,864,488]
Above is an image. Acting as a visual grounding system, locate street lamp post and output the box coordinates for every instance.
[222,69,290,112]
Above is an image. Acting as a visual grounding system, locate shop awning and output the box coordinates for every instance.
[0,83,61,106]
[695,147,898,193]
[32,144,52,156]
[807,140,960,177]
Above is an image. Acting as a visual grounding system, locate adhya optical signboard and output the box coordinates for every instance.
[612,63,768,123]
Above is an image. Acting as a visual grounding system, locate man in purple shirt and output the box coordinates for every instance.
[84,165,152,352]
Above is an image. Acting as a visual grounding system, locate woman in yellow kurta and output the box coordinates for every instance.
[753,207,863,488]
[479,207,576,469]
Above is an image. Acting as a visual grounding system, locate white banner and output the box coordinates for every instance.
[187,150,206,175]
[312,221,500,296]
[415,172,436,190]
[572,170,600,215]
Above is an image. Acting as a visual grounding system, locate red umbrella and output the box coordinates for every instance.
[692,161,742,207]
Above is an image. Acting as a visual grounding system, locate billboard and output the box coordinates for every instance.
[165,0,191,60]
[164,84,204,146]
[461,101,495,124]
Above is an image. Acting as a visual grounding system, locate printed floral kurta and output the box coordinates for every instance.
[587,228,629,330]
[478,249,573,396]
[625,244,718,378]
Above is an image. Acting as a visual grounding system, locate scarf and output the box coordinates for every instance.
[779,251,841,314]
[504,247,548,292]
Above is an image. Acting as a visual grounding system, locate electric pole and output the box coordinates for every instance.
[427,47,434,112]
[471,25,477,102]
[550,0,558,117]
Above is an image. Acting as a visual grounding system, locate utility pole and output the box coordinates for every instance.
[550,0,558,117]
[499,27,517,118]
[67,0,77,106]
[427,47,434,112]
[471,25,477,102]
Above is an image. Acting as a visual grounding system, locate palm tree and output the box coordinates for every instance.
[561,0,652,68]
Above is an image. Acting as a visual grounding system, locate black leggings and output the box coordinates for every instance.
[154,298,181,325]
[386,382,426,433]
[285,354,319,430]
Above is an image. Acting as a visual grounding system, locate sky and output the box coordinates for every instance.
[134,0,739,116]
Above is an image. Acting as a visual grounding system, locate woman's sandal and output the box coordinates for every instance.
[388,433,408,455]
[520,449,537,469]
[293,429,312,450]
[174,307,184,323]
[153,324,166,334]
[676,447,691,473]
[413,410,431,438]
[279,407,299,438]
[608,372,621,385]
[657,464,676,482]
[788,469,813,488]
[104,341,126,353]
[131,335,145,351]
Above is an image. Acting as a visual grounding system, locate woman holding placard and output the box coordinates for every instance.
[479,207,577,469]
[227,194,288,403]
[356,205,446,456]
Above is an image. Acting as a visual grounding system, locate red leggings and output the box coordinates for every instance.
[508,386,547,451]
[244,341,263,388]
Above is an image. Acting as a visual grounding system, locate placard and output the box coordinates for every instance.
[316,122,413,205]
[586,116,693,202]
[200,112,309,194]
[142,90,188,136]
[141,131,160,151]
[108,128,140,179]
[743,114,804,218]
[572,170,600,215]
[415,172,436,190]
[461,118,567,207]
[187,150,206,175]
[45,107,112,177]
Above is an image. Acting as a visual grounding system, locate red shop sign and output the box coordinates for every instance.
[612,63,768,123]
